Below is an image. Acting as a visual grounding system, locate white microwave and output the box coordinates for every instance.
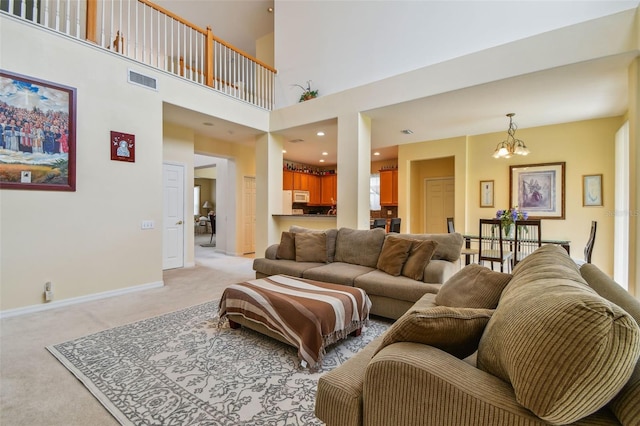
[293,190,310,203]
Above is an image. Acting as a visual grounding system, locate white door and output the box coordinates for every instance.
[163,163,185,269]
[424,178,455,233]
[243,176,256,254]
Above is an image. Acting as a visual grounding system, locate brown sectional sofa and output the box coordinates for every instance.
[252,226,464,320]
[315,245,640,426]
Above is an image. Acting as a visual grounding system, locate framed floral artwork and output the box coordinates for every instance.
[582,174,602,207]
[0,70,77,191]
[509,162,565,219]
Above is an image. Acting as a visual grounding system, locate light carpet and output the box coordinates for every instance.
[47,299,390,425]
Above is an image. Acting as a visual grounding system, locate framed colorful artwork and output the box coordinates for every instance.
[110,131,135,163]
[0,70,77,191]
[582,174,603,207]
[479,180,494,208]
[509,162,565,219]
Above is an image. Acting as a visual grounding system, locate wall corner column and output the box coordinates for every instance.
[255,133,284,256]
[337,113,371,229]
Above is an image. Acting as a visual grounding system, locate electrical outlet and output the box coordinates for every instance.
[44,282,53,302]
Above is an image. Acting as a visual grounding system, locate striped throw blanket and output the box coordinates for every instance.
[219,275,371,368]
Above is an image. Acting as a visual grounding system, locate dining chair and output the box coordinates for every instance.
[208,213,216,244]
[447,217,479,265]
[574,221,597,266]
[446,217,455,234]
[478,219,513,272]
[371,218,387,230]
[389,218,401,233]
[512,219,542,267]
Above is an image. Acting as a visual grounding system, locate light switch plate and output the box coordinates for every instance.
[141,220,155,230]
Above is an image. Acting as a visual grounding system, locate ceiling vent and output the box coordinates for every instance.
[128,69,158,91]
[289,138,304,143]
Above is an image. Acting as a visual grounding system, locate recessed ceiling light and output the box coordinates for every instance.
[282,150,287,153]
[319,159,325,163]
[267,6,274,13]
[317,131,325,136]
[373,152,380,156]
[401,129,413,134]
[322,151,328,156]
[203,122,214,126]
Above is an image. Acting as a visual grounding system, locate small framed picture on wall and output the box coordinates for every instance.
[480,180,494,208]
[582,174,603,207]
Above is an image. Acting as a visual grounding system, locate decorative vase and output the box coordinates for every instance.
[504,223,515,239]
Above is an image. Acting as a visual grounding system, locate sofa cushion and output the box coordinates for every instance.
[580,263,640,425]
[477,245,640,425]
[376,236,413,276]
[393,232,462,262]
[401,240,438,281]
[435,264,512,309]
[252,258,325,278]
[303,262,374,286]
[334,227,386,268]
[289,226,338,263]
[354,270,441,303]
[375,306,494,359]
[276,232,296,260]
[295,232,328,263]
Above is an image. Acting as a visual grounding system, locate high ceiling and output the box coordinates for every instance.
[159,2,634,168]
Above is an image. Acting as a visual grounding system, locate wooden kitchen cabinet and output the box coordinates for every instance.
[293,172,309,190]
[380,169,398,206]
[308,175,322,205]
[283,170,294,190]
[321,174,337,205]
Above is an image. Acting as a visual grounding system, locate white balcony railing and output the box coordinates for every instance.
[1,0,276,110]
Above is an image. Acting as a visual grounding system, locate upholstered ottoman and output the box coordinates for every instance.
[219,274,371,368]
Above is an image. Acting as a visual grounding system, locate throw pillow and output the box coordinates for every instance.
[435,264,512,309]
[375,306,494,359]
[477,277,640,425]
[401,239,438,281]
[276,232,296,260]
[289,226,338,263]
[295,232,328,263]
[376,236,413,276]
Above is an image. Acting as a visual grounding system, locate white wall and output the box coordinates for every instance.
[274,0,639,107]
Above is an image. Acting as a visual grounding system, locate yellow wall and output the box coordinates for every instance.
[0,17,267,311]
[398,117,621,275]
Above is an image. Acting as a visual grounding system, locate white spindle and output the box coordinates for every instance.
[142,3,146,62]
[75,0,80,37]
[64,0,70,33]
[55,0,60,31]
[33,0,38,26]
[156,10,160,67]
[99,0,105,47]
[20,0,25,19]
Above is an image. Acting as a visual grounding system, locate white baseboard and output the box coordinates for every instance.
[0,281,164,319]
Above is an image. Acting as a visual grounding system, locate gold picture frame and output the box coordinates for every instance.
[582,174,603,207]
[479,180,494,208]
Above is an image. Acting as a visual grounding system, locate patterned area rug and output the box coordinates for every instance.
[47,300,390,425]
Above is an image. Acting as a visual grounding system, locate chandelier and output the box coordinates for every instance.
[492,113,530,159]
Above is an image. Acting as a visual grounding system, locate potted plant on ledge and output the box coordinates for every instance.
[293,80,318,102]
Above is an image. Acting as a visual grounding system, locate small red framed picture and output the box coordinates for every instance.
[110,131,135,163]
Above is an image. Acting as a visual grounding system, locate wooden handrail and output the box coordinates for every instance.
[137,0,207,34]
